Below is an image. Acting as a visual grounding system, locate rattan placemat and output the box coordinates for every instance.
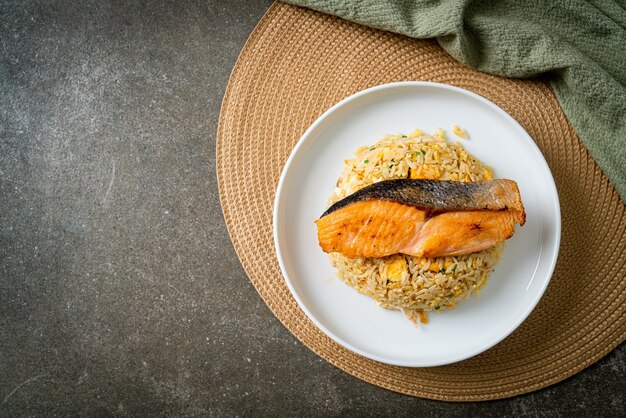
[216,2,626,401]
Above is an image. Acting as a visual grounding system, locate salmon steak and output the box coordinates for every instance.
[315,179,525,259]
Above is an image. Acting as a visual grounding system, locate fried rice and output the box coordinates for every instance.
[326,128,503,325]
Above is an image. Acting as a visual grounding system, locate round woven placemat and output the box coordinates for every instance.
[217,3,626,401]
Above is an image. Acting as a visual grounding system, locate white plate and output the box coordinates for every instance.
[273,82,560,367]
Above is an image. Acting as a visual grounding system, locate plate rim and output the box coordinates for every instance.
[273,81,561,367]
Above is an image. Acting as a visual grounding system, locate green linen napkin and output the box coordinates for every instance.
[284,0,626,201]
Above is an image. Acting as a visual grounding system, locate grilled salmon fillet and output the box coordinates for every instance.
[316,179,525,259]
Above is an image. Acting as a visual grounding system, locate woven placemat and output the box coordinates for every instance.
[217,2,626,401]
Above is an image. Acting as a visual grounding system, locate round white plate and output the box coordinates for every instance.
[273,82,560,367]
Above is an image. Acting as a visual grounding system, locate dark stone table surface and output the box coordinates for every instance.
[1,0,624,416]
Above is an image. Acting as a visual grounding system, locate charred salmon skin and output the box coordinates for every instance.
[316,179,525,258]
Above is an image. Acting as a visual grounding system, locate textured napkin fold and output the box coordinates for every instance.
[283,0,626,201]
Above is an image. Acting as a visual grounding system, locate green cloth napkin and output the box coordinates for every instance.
[284,0,626,201]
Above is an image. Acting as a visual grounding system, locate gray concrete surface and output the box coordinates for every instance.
[0,0,624,416]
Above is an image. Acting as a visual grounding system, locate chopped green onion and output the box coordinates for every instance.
[421,149,427,155]
[434,306,440,311]
[363,159,369,163]
[370,147,375,151]
[402,135,407,138]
